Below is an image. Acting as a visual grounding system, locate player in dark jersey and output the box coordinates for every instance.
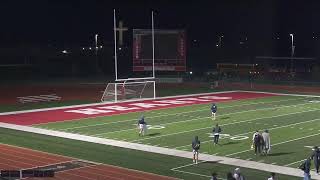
[137,115,147,136]
[192,136,201,164]
[211,103,217,120]
[212,124,222,145]
[311,146,320,175]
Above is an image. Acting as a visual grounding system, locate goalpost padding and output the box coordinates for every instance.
[101,80,155,102]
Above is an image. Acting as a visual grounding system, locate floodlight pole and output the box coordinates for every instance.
[151,11,156,99]
[114,9,118,80]
[290,34,294,74]
[151,11,155,78]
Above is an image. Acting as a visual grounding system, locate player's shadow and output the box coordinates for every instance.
[222,141,240,146]
[147,132,161,136]
[267,152,295,156]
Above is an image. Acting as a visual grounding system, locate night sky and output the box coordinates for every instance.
[1,0,320,66]
[1,1,319,46]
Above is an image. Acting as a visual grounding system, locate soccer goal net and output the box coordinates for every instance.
[101,80,155,102]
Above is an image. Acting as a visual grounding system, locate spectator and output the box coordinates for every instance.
[252,130,263,155]
[262,129,271,155]
[299,157,311,180]
[233,168,245,180]
[311,146,320,175]
[227,172,236,180]
[210,172,218,180]
[267,172,276,180]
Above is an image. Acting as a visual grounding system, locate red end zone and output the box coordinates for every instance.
[0,92,278,125]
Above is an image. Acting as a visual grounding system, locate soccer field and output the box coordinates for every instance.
[32,92,320,176]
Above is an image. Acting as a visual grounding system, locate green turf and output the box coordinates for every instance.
[35,94,320,171]
[0,128,300,180]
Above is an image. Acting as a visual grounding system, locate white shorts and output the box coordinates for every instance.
[212,112,216,115]
[139,124,147,130]
[192,149,199,155]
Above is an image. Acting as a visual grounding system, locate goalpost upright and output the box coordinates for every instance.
[101,10,156,102]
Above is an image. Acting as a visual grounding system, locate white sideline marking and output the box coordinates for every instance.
[132,108,320,143]
[175,116,320,149]
[171,161,207,170]
[226,132,320,157]
[171,169,228,180]
[240,90,320,98]
[285,160,305,167]
[171,169,210,178]
[94,101,315,137]
[58,96,305,131]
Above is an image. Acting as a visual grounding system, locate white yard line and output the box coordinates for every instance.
[225,132,320,157]
[131,108,320,142]
[175,116,320,149]
[92,102,314,137]
[58,96,305,131]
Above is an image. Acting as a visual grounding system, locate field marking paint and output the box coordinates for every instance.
[240,90,320,98]
[171,169,228,180]
[1,91,240,115]
[57,96,306,131]
[92,101,314,137]
[171,169,211,178]
[284,160,305,167]
[175,116,320,149]
[1,121,311,179]
[170,161,207,171]
[225,132,320,157]
[132,108,320,143]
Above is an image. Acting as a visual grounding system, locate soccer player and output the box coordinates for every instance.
[211,103,217,120]
[262,129,271,155]
[311,146,320,175]
[137,115,147,136]
[212,123,222,145]
[192,136,200,164]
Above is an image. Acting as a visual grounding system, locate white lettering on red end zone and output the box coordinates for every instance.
[66,108,115,115]
[0,92,279,125]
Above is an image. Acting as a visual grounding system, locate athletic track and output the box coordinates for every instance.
[0,144,177,180]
